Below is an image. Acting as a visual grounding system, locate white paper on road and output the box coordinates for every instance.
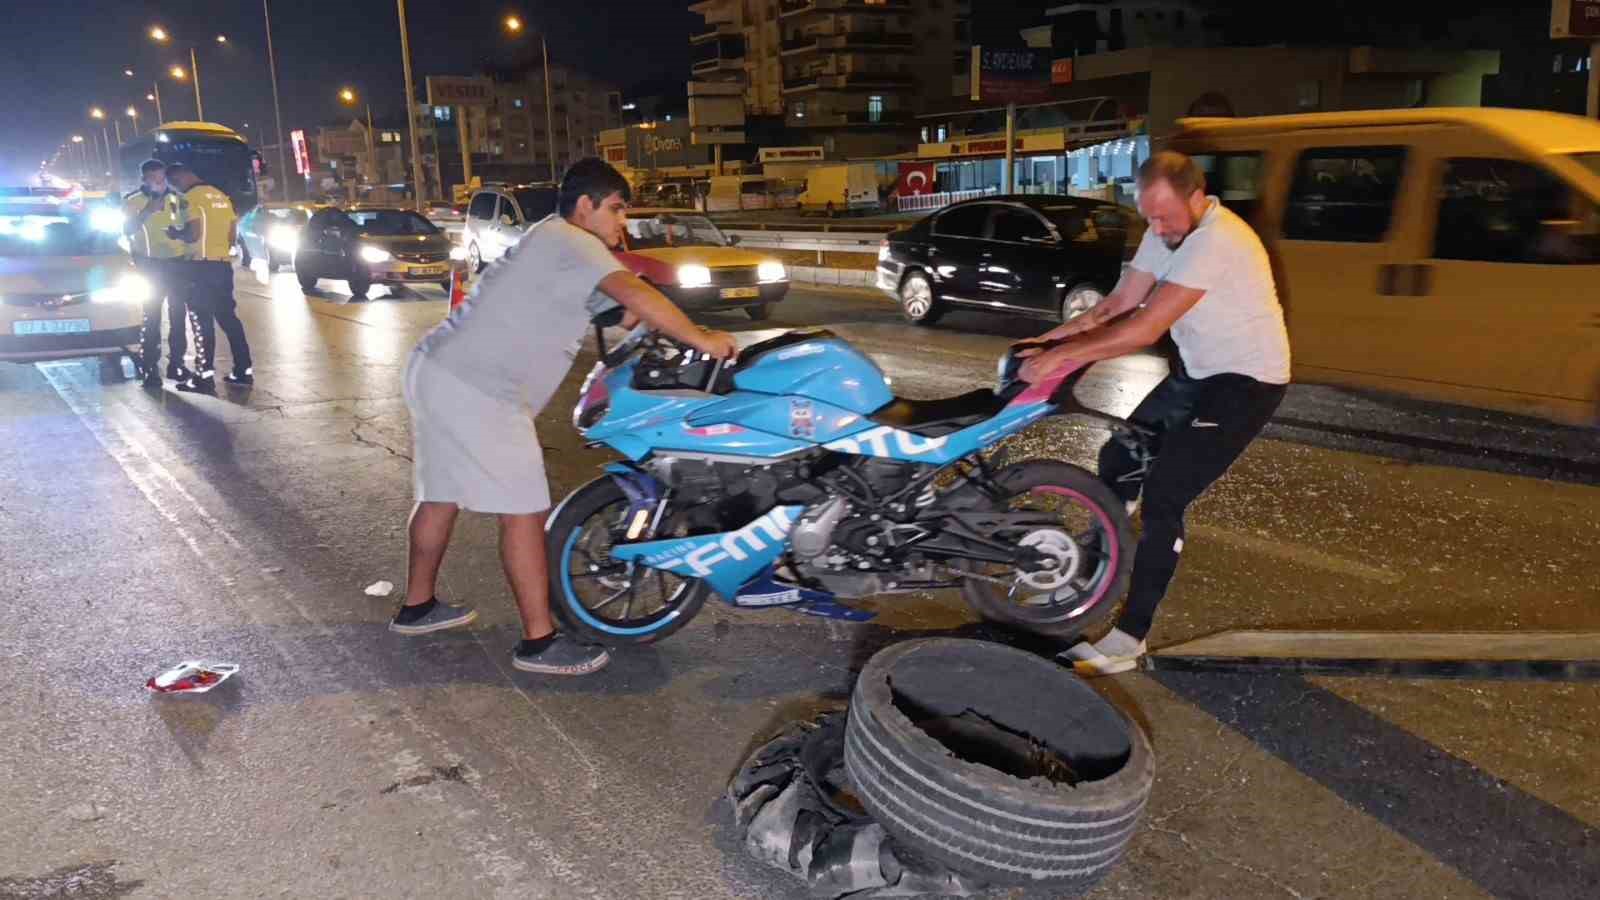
[365,580,395,597]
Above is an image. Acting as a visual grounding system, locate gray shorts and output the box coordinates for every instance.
[403,352,551,515]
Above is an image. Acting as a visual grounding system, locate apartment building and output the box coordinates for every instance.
[690,0,973,137]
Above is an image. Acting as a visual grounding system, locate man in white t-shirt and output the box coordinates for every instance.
[1017,151,1290,675]
[391,158,738,675]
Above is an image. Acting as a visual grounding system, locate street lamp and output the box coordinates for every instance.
[395,0,429,207]
[71,134,86,181]
[90,108,114,173]
[339,87,378,186]
[149,25,222,120]
[503,12,557,181]
[127,106,140,136]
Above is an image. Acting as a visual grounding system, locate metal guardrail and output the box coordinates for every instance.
[896,187,999,213]
[722,227,891,254]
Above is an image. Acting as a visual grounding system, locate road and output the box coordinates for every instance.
[3,266,1597,899]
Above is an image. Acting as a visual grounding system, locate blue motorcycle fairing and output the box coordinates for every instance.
[686,393,874,446]
[818,401,1055,466]
[608,505,806,599]
[732,337,894,414]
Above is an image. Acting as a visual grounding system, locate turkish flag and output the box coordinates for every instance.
[898,163,935,197]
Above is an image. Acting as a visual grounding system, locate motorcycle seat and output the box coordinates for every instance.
[868,389,1010,438]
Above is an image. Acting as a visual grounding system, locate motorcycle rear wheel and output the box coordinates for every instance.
[959,461,1134,642]
[547,476,710,645]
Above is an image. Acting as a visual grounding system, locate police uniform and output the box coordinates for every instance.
[176,180,251,386]
[120,186,189,377]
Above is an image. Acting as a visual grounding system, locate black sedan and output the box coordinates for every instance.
[295,207,464,300]
[876,195,1136,326]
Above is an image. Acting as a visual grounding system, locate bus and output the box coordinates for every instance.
[118,121,260,212]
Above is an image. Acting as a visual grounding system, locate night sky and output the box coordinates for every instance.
[0,1,1550,182]
[0,0,700,180]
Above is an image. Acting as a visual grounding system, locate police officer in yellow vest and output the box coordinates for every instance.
[121,159,191,388]
[164,162,253,392]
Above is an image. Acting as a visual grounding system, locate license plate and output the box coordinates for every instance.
[410,265,448,277]
[13,318,91,336]
[720,287,760,299]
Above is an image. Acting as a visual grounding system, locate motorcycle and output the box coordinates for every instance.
[546,317,1149,645]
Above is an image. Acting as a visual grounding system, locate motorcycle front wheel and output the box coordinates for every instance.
[959,461,1134,642]
[546,476,710,645]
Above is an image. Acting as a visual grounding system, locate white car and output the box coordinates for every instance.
[460,184,558,272]
[0,187,147,369]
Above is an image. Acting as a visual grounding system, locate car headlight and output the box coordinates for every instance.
[267,225,299,253]
[359,245,392,264]
[757,260,787,283]
[449,244,469,261]
[90,273,153,305]
[676,264,712,288]
[90,207,125,234]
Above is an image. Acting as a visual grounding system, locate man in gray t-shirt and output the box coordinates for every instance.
[390,159,738,676]
[1016,151,1290,676]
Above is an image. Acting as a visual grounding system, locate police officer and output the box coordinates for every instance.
[164,162,253,392]
[121,159,190,387]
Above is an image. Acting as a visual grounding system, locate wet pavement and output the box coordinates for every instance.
[2,266,1596,899]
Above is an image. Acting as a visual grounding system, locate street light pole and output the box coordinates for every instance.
[190,46,204,120]
[262,0,292,202]
[152,83,164,124]
[397,0,428,208]
[541,34,557,182]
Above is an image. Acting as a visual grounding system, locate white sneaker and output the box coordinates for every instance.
[1124,497,1142,518]
[1060,628,1147,677]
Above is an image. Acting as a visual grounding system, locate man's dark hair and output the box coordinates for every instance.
[164,161,193,180]
[558,157,631,217]
[140,159,166,176]
[1137,151,1205,197]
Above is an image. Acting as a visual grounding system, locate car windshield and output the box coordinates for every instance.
[347,210,437,236]
[625,214,727,249]
[1569,153,1600,179]
[513,189,557,221]
[1040,204,1130,243]
[0,196,123,258]
[266,208,308,227]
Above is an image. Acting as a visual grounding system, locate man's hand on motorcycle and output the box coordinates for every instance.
[694,329,739,360]
[1019,347,1071,384]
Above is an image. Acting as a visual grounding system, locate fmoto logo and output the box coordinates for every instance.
[650,506,800,577]
[824,426,948,458]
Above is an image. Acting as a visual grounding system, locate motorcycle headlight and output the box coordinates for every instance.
[91,273,152,305]
[757,260,787,283]
[449,244,469,261]
[359,245,392,264]
[267,225,299,253]
[572,363,611,433]
[676,264,712,288]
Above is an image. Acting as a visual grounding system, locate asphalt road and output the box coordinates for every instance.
[3,266,1596,899]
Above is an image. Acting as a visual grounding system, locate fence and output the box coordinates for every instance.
[895,187,1000,213]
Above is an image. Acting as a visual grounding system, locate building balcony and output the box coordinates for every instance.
[691,25,741,44]
[693,58,746,76]
[779,0,910,19]
[780,30,914,55]
[782,71,915,92]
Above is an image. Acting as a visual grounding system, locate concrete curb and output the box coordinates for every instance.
[791,265,876,288]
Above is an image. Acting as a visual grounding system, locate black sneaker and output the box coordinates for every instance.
[166,363,190,381]
[175,373,216,394]
[141,370,163,388]
[224,367,254,386]
[389,599,478,635]
[512,633,610,675]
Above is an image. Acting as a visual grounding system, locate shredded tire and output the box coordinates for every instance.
[844,639,1153,893]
